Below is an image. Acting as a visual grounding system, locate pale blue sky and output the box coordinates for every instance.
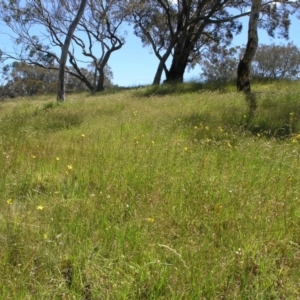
[1,14,299,87]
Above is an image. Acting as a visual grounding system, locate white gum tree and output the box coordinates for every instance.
[58,0,87,102]
[237,0,262,92]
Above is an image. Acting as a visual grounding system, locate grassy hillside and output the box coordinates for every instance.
[1,81,300,299]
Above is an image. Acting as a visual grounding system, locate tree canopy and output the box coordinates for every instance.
[0,61,113,99]
[200,43,300,83]
[0,0,300,91]
[0,0,126,92]
[126,0,300,84]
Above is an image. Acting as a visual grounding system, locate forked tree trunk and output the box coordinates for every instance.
[153,58,169,85]
[152,49,173,85]
[165,46,190,83]
[57,0,87,102]
[237,0,262,92]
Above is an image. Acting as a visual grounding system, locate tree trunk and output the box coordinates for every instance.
[165,60,186,83]
[153,59,171,85]
[152,49,173,85]
[165,49,189,83]
[153,60,166,85]
[164,26,197,83]
[96,71,105,92]
[237,0,262,92]
[57,0,87,102]
[95,47,120,92]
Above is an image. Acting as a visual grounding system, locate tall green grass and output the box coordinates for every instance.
[1,81,300,298]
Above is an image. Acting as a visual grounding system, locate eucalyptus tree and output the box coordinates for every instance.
[200,46,241,83]
[125,0,300,84]
[125,0,179,84]
[126,0,244,84]
[0,0,126,94]
[237,0,261,92]
[58,0,87,102]
[210,0,299,89]
[237,0,300,91]
[253,42,300,79]
[124,0,247,84]
[0,61,114,99]
[200,43,300,83]
[76,0,126,92]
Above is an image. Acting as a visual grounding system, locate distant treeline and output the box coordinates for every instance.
[0,62,114,99]
[201,43,300,83]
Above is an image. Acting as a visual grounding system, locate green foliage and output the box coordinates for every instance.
[201,43,300,83]
[0,62,115,99]
[1,82,300,298]
[0,0,120,95]
[253,43,300,79]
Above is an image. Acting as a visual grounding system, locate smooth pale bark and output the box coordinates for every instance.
[134,20,174,85]
[237,0,262,92]
[96,42,123,92]
[57,0,87,102]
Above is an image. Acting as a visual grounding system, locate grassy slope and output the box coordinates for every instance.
[1,81,300,299]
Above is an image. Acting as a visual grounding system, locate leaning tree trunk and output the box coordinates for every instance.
[152,48,173,85]
[153,58,169,85]
[57,0,87,102]
[237,0,262,92]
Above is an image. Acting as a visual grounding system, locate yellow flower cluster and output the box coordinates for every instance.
[7,199,13,206]
[146,218,155,223]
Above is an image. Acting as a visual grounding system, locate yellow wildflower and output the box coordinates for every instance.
[37,205,44,210]
[31,155,36,159]
[146,218,154,223]
[56,157,60,161]
[81,134,85,138]
[67,165,73,170]
[7,199,13,205]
